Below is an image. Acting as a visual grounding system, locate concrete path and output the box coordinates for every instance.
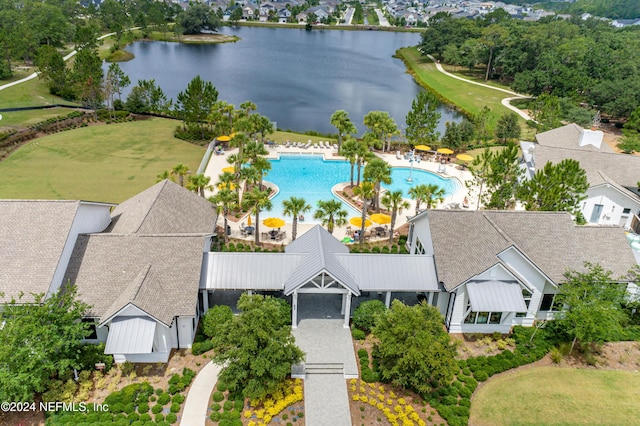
[293,319,357,426]
[180,361,222,426]
[424,53,534,121]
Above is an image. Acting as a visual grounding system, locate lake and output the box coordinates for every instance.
[111,26,462,134]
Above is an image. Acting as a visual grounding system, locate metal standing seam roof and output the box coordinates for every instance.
[335,254,439,292]
[104,316,157,354]
[203,253,305,290]
[466,281,527,312]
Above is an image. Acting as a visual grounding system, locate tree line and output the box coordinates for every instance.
[420,11,640,121]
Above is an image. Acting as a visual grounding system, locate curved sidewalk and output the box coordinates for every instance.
[425,53,533,121]
[180,361,222,426]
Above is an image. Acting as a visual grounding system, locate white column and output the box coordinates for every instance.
[343,293,352,328]
[385,291,391,308]
[292,291,298,329]
[341,292,347,315]
[428,291,434,305]
[202,290,209,313]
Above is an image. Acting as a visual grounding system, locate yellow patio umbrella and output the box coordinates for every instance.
[456,154,473,162]
[263,217,285,228]
[217,182,236,191]
[217,135,231,142]
[350,217,372,228]
[437,148,454,155]
[370,213,391,225]
[221,166,235,173]
[247,214,252,227]
[414,144,431,151]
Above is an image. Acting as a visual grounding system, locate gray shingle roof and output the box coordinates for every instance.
[0,200,80,303]
[535,123,611,152]
[66,234,205,326]
[107,180,217,235]
[422,210,636,291]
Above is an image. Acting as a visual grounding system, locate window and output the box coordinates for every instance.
[431,292,439,307]
[464,311,502,325]
[540,293,561,311]
[82,318,98,340]
[623,208,631,215]
[516,289,532,318]
[489,312,502,324]
[415,238,426,255]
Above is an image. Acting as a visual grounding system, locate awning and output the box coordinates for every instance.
[467,281,527,312]
[105,316,156,354]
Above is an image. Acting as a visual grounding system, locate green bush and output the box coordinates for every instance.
[137,402,149,413]
[151,404,163,414]
[203,305,234,338]
[474,371,489,381]
[157,393,171,405]
[155,413,164,422]
[217,381,227,392]
[352,300,387,332]
[234,399,243,411]
[165,412,178,424]
[371,246,381,253]
[140,413,152,422]
[352,328,366,340]
[78,343,114,372]
[170,402,180,413]
[212,391,224,402]
[357,348,368,359]
[120,361,135,375]
[223,400,234,411]
[210,411,221,421]
[172,394,185,404]
[191,339,214,355]
[361,367,379,383]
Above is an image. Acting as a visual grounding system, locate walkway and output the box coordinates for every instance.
[180,361,222,426]
[425,53,533,121]
[292,319,357,426]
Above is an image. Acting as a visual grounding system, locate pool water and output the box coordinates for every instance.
[265,154,458,221]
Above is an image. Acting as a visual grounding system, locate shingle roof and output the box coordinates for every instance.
[107,180,217,235]
[66,234,205,326]
[0,200,80,303]
[422,210,636,291]
[535,123,611,152]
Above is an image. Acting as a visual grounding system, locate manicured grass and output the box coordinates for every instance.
[397,47,515,130]
[0,76,76,111]
[470,367,640,426]
[0,118,205,203]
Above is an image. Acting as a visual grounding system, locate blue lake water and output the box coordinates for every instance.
[110,26,463,134]
[265,154,458,221]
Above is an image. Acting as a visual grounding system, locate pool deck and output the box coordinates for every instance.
[203,142,475,245]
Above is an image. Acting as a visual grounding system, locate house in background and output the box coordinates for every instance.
[521,123,640,231]
[407,209,637,334]
[0,199,113,305]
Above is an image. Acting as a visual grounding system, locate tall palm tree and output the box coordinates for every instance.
[188,173,213,197]
[171,163,190,187]
[240,166,261,192]
[330,109,357,151]
[244,140,268,162]
[251,156,272,190]
[424,183,446,209]
[218,171,239,203]
[363,158,392,211]
[355,140,372,186]
[314,199,348,234]
[229,132,250,159]
[156,170,173,183]
[382,190,410,245]
[243,187,273,245]
[210,188,237,243]
[353,181,375,244]
[408,184,429,215]
[282,196,311,241]
[339,138,359,187]
[240,100,257,117]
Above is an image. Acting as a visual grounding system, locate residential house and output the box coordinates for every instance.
[278,8,292,23]
[407,209,637,334]
[520,123,640,229]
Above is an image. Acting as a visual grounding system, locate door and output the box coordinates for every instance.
[590,204,603,223]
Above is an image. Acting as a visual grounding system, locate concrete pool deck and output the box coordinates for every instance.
[203,143,475,244]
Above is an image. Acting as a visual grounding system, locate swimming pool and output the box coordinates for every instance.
[265,154,459,221]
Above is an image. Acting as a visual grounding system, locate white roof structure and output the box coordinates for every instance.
[467,281,527,312]
[104,316,157,354]
[202,225,438,295]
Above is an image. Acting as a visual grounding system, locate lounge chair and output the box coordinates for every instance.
[332,143,338,150]
[396,150,402,160]
[313,143,318,149]
[276,231,286,241]
[285,141,290,148]
[319,141,325,148]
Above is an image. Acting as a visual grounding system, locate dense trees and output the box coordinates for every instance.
[176,75,219,140]
[178,2,220,35]
[405,91,441,146]
[0,287,91,402]
[420,12,640,120]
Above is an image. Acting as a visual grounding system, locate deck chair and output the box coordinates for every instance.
[396,150,402,160]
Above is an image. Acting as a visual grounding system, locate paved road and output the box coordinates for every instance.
[425,53,533,121]
[375,9,390,27]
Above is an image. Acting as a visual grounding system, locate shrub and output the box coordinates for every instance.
[120,361,135,375]
[157,393,171,405]
[233,399,243,411]
[137,402,149,413]
[212,391,224,402]
[155,413,164,422]
[352,328,366,340]
[361,368,379,383]
[151,404,163,414]
[353,300,387,332]
[191,339,214,355]
[217,381,227,392]
[474,371,488,382]
[371,246,381,253]
[357,349,368,359]
[165,412,178,424]
[210,411,221,421]
[203,305,234,338]
[172,394,185,404]
[223,400,234,411]
[170,402,180,413]
[140,413,151,422]
[550,346,563,363]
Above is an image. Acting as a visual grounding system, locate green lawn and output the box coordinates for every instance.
[470,367,640,426]
[0,118,205,203]
[397,47,515,131]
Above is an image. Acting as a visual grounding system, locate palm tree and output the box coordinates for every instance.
[314,199,348,234]
[339,138,359,187]
[188,173,213,197]
[229,132,250,158]
[156,170,172,183]
[217,171,239,203]
[171,163,190,187]
[243,187,273,245]
[355,140,372,186]
[210,188,237,243]
[240,100,257,117]
[251,156,272,190]
[424,183,446,209]
[408,184,429,215]
[282,196,311,241]
[240,166,260,192]
[353,181,375,244]
[244,140,268,162]
[330,109,357,151]
[382,190,410,245]
[363,158,392,211]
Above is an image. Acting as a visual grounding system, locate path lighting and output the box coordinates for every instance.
[407,150,420,183]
